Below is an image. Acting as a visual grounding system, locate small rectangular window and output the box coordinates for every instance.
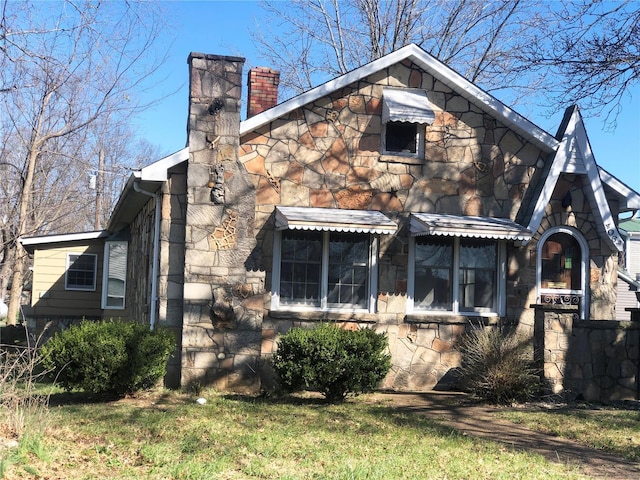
[66,253,97,291]
[102,241,127,309]
[385,122,418,153]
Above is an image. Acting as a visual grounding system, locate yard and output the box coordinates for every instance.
[2,388,639,479]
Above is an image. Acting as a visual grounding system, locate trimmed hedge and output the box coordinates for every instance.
[272,324,391,403]
[40,320,175,395]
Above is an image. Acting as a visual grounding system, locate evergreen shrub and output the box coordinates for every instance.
[456,325,540,404]
[41,320,175,395]
[272,324,391,403]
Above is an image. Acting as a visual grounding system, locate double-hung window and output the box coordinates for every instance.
[102,241,128,309]
[411,237,501,315]
[278,230,370,310]
[408,213,531,317]
[271,206,397,313]
[65,253,97,291]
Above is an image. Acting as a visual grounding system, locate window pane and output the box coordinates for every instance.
[66,254,96,290]
[459,240,496,311]
[414,238,452,310]
[541,233,581,290]
[105,243,127,308]
[386,122,417,153]
[280,231,321,306]
[327,233,369,308]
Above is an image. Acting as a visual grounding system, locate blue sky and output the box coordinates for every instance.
[134,1,640,195]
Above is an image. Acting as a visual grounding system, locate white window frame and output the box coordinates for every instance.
[407,237,506,317]
[536,226,589,319]
[65,253,97,291]
[271,230,379,314]
[381,121,425,159]
[101,241,128,310]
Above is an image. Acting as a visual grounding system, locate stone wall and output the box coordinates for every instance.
[534,304,640,402]
[239,59,548,391]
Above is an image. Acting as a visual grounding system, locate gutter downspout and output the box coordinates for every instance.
[133,181,161,331]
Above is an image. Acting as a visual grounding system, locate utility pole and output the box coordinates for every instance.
[95,148,104,230]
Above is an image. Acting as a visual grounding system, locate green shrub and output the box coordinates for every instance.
[455,325,540,404]
[40,320,175,395]
[272,324,391,403]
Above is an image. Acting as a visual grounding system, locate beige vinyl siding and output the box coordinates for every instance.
[31,241,104,318]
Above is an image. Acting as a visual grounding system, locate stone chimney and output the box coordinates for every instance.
[246,67,280,118]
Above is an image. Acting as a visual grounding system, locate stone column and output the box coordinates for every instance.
[182,53,262,391]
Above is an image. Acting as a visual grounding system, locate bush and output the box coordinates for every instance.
[272,324,391,403]
[455,325,540,404]
[40,320,175,395]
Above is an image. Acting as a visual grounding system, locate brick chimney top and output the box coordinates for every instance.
[247,67,280,118]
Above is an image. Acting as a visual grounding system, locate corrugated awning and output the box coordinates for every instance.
[275,206,397,234]
[382,88,435,124]
[410,213,532,241]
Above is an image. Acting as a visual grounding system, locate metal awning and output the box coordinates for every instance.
[382,88,435,124]
[410,213,532,241]
[275,206,397,234]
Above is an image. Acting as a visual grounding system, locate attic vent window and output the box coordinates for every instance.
[382,88,434,160]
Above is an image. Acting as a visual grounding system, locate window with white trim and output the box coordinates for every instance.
[102,241,127,309]
[382,121,425,157]
[409,237,505,315]
[272,229,378,312]
[65,253,97,291]
[381,88,433,159]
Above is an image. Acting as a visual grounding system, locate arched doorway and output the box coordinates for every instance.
[537,227,589,319]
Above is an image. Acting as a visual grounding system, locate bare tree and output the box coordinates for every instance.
[253,0,637,125]
[515,0,639,127]
[253,0,544,100]
[0,0,169,324]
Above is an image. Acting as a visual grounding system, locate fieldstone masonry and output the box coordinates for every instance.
[178,54,623,393]
[534,304,640,402]
[182,53,263,391]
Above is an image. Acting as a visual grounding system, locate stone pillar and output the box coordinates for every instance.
[533,304,578,399]
[182,53,262,392]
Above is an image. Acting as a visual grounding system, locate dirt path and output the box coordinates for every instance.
[368,392,640,480]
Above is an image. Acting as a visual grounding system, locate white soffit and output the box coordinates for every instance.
[240,44,558,153]
[410,213,532,241]
[20,230,109,248]
[382,88,435,124]
[275,206,397,234]
[134,147,189,182]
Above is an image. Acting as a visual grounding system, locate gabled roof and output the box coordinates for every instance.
[599,169,640,213]
[108,148,189,233]
[525,106,624,251]
[240,44,559,153]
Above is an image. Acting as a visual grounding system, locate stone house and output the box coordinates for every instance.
[21,44,640,397]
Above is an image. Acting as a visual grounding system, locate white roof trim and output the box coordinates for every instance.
[134,147,189,182]
[240,44,558,153]
[20,230,109,247]
[526,107,624,251]
[382,88,435,124]
[410,213,531,241]
[275,206,397,234]
[599,168,640,212]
